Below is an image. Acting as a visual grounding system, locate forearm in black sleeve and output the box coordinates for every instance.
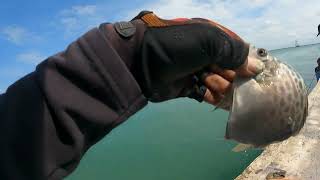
[0,23,147,180]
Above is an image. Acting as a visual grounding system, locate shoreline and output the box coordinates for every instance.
[270,42,320,51]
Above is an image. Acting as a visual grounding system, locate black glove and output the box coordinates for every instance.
[107,11,249,102]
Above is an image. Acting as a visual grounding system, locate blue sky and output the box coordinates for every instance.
[0,0,147,92]
[0,0,319,92]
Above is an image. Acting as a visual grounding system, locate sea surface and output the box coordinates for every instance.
[67,43,320,180]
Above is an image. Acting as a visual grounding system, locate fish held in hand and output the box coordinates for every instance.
[222,46,308,148]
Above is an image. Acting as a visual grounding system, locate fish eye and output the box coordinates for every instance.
[257,48,268,57]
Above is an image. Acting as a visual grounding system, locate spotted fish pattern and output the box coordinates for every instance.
[224,46,308,147]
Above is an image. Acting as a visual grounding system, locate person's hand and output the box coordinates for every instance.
[121,11,264,102]
[203,56,264,106]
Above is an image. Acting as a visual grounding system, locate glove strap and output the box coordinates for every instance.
[132,11,191,28]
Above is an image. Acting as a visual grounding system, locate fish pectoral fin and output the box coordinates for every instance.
[232,143,254,152]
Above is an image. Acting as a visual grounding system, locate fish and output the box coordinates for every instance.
[219,46,308,150]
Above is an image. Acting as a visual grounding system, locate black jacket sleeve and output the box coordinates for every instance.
[0,23,147,179]
[0,14,249,179]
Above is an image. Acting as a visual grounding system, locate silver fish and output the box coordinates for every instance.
[222,46,308,148]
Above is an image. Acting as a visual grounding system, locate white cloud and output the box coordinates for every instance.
[1,25,42,45]
[129,0,320,49]
[128,0,232,21]
[71,5,97,15]
[16,51,46,65]
[58,5,105,37]
[56,1,320,49]
[243,0,272,8]
[1,26,28,45]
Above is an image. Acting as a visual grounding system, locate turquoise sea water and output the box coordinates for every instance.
[67,44,320,180]
[270,43,320,89]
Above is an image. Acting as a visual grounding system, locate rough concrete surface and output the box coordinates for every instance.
[236,82,320,180]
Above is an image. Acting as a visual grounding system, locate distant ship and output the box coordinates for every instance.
[295,40,300,47]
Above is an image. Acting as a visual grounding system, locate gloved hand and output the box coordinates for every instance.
[105,11,264,104]
[202,56,263,107]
